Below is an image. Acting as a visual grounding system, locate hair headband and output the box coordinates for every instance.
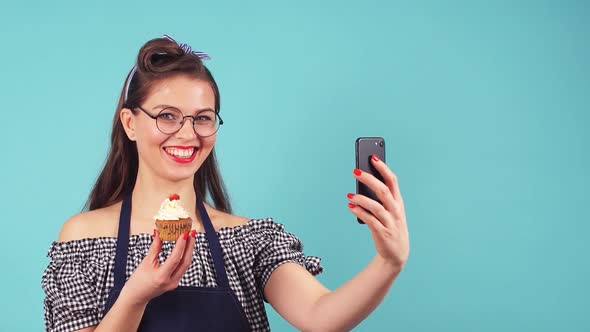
[123,34,211,103]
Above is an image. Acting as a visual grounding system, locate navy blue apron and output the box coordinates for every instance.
[104,193,251,331]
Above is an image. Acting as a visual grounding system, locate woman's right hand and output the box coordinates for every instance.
[120,229,196,305]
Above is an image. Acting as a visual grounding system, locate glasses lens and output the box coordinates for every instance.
[156,108,183,134]
[194,110,220,137]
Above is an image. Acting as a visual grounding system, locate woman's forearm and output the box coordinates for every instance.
[94,288,147,332]
[307,255,401,332]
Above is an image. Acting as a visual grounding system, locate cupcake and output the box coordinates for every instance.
[154,194,192,241]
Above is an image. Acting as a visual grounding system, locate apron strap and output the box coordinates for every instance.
[113,193,132,290]
[197,198,230,288]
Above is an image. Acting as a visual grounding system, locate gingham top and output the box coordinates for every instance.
[41,218,323,332]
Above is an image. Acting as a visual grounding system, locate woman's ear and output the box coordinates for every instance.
[120,108,136,141]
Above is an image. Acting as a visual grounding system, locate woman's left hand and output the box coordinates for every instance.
[348,154,410,271]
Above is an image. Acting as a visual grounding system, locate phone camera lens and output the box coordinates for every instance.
[379,141,384,147]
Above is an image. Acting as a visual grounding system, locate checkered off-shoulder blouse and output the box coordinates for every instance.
[41,218,323,332]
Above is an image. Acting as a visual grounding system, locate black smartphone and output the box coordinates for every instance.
[355,137,386,224]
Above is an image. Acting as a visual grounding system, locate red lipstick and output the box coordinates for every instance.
[163,146,198,164]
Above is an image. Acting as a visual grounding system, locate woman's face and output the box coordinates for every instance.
[128,75,217,182]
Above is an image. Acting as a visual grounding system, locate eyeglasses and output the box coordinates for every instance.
[135,105,223,137]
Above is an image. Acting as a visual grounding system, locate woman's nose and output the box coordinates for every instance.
[175,117,198,139]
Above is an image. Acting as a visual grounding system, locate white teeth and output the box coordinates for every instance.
[165,148,195,158]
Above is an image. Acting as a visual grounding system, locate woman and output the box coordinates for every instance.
[41,35,410,332]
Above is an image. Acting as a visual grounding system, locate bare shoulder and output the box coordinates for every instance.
[227,214,253,227]
[57,202,121,242]
[209,208,253,230]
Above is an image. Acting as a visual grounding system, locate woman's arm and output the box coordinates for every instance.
[265,256,400,332]
[266,156,409,331]
[78,289,148,332]
[56,216,197,332]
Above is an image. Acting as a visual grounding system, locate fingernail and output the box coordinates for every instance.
[347,193,354,199]
[372,154,380,162]
[153,229,157,237]
[190,230,196,238]
[353,168,362,176]
[348,203,356,208]
[183,232,189,240]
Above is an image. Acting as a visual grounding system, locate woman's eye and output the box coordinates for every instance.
[196,115,213,121]
[159,113,176,120]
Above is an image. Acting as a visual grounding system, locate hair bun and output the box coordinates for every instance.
[123,36,209,108]
[138,39,185,74]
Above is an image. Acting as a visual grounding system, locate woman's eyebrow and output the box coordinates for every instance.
[152,104,175,110]
[152,104,215,113]
[192,108,216,116]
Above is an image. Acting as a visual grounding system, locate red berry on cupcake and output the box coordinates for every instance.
[169,194,180,201]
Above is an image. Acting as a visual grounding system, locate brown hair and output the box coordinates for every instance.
[83,36,232,213]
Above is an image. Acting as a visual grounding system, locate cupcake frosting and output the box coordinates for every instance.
[154,195,190,220]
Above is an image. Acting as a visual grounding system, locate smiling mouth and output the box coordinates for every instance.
[163,147,198,159]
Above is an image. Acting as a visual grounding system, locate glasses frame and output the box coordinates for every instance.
[134,105,224,137]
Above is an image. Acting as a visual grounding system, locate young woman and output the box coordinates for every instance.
[41,35,410,332]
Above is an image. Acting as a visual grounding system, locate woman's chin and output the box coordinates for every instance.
[165,171,197,183]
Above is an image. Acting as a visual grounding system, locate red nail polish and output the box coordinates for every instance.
[183,232,189,240]
[190,230,196,238]
[348,203,356,208]
[372,154,380,162]
[153,229,157,237]
[353,168,362,176]
[347,193,354,199]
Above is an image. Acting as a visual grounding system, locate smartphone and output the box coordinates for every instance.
[355,137,386,224]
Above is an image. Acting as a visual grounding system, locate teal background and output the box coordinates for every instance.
[1,0,588,331]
